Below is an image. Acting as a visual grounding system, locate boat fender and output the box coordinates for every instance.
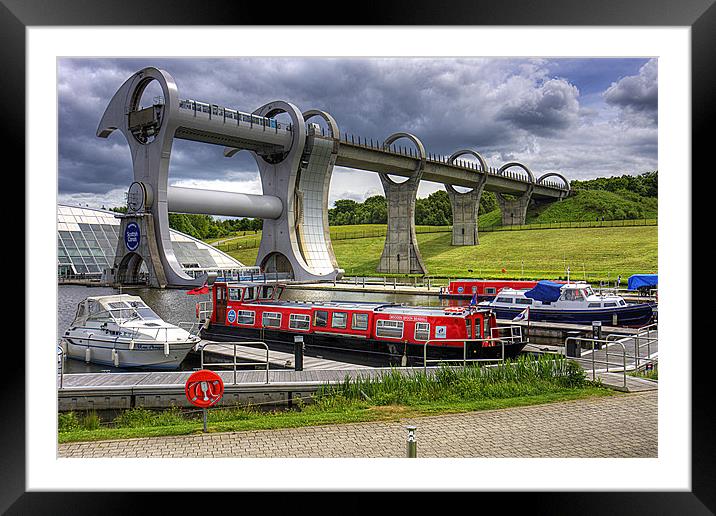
[112,348,119,367]
[85,347,91,363]
[196,303,200,319]
[129,339,135,351]
[164,341,170,356]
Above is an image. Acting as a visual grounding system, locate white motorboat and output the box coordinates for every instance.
[60,294,201,369]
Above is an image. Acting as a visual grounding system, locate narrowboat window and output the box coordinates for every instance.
[485,287,496,295]
[243,287,257,301]
[237,310,255,325]
[289,314,310,330]
[228,288,241,301]
[376,320,404,339]
[474,319,482,338]
[314,310,328,327]
[604,302,617,308]
[262,312,282,328]
[471,286,477,293]
[332,312,347,329]
[260,285,274,299]
[515,298,533,305]
[415,322,430,341]
[352,313,369,330]
[465,319,472,339]
[495,296,513,303]
[588,302,602,308]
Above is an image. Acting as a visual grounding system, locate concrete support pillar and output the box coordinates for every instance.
[447,186,484,245]
[446,150,488,245]
[377,133,428,275]
[495,162,536,226]
[496,189,533,225]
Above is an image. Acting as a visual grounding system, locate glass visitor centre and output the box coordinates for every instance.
[57,204,254,282]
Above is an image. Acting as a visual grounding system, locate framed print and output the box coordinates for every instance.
[4,0,712,513]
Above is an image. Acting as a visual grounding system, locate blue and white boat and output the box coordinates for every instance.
[478,280,655,327]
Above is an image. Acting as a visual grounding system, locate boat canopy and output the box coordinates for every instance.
[524,280,563,303]
[628,274,658,290]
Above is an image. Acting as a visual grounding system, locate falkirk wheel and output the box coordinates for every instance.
[97,67,344,287]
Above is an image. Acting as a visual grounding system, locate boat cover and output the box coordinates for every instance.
[628,274,658,290]
[524,280,563,302]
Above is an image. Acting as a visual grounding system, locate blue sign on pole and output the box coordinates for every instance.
[125,222,141,252]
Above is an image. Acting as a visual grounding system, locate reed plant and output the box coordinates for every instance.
[314,355,587,408]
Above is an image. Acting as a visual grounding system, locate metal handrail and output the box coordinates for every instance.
[563,336,658,389]
[200,341,270,384]
[605,329,658,371]
[422,337,506,374]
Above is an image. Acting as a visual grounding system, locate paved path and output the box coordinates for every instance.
[58,391,656,458]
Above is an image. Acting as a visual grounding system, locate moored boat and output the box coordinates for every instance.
[478,280,655,327]
[61,294,201,369]
[439,279,540,300]
[200,282,527,366]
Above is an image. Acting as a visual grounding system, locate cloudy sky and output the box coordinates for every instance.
[57,57,657,209]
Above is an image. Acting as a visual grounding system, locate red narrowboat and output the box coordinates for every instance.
[439,279,540,301]
[200,282,527,366]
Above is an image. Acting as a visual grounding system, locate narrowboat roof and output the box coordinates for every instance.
[232,299,488,317]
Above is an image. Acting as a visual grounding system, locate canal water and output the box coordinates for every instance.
[57,284,445,373]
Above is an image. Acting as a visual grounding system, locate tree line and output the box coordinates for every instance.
[570,171,657,198]
[328,190,498,226]
[109,206,262,240]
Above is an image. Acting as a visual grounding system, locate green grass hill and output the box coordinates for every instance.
[478,189,658,228]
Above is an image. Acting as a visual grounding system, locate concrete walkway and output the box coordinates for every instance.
[58,391,656,458]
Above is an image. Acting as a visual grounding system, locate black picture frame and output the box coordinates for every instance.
[3,0,710,513]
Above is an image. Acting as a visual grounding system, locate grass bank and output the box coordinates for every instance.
[226,225,657,282]
[58,355,613,443]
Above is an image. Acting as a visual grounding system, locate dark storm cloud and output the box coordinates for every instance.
[603,59,658,114]
[496,78,580,136]
[58,57,658,207]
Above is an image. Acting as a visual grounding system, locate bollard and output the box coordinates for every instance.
[406,425,417,458]
[592,321,602,349]
[294,335,304,371]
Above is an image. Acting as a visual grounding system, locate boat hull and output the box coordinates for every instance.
[63,337,197,369]
[487,303,655,327]
[201,323,526,367]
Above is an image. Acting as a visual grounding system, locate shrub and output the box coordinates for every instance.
[58,411,81,432]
